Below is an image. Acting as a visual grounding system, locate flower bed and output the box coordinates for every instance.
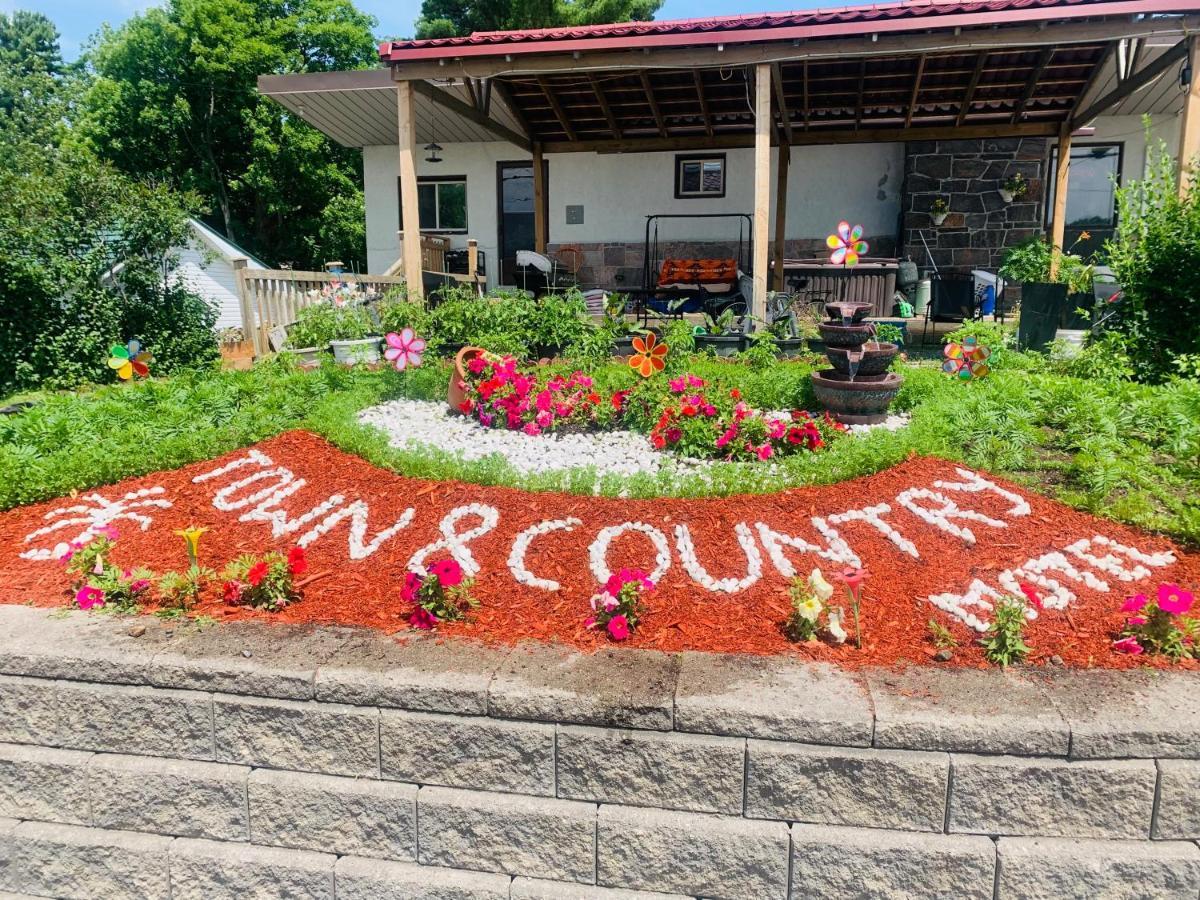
[1,430,1196,669]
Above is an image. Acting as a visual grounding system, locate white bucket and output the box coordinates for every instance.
[330,338,381,365]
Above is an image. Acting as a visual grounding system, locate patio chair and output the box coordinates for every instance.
[921,275,976,343]
[516,250,579,296]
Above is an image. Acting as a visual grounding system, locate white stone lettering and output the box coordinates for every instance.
[299,500,415,560]
[211,467,297,512]
[1064,535,1176,583]
[674,522,763,593]
[20,488,174,561]
[933,467,1032,517]
[588,522,672,587]
[191,449,273,484]
[507,518,582,591]
[927,578,1004,632]
[825,503,919,559]
[407,504,499,576]
[895,487,1007,546]
[756,519,861,578]
[997,550,1109,611]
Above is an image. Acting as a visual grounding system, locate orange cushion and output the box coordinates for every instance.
[657,258,737,287]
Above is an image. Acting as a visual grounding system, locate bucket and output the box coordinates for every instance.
[914,279,931,316]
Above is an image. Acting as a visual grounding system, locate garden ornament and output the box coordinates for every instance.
[942,335,991,379]
[826,221,869,268]
[629,332,668,377]
[108,340,152,380]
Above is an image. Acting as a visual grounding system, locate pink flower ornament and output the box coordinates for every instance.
[384,328,426,371]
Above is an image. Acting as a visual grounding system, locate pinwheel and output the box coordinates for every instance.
[629,332,668,378]
[108,340,152,380]
[942,335,991,380]
[825,221,870,268]
[384,328,426,371]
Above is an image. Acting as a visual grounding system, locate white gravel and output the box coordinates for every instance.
[359,399,910,480]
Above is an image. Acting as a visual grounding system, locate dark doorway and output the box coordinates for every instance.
[497,160,547,285]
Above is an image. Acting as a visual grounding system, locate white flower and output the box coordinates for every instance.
[809,568,834,602]
[795,595,822,622]
[826,607,848,644]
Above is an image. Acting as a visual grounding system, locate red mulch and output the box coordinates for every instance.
[1,429,1196,671]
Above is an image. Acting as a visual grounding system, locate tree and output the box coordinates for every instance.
[414,0,661,40]
[82,0,378,269]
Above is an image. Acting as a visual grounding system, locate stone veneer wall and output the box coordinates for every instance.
[1,605,1199,900]
[902,138,1049,274]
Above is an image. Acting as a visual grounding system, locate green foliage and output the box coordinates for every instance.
[1105,134,1200,382]
[999,236,1093,294]
[927,619,958,650]
[1053,330,1136,384]
[223,550,300,611]
[157,566,213,610]
[943,319,1020,369]
[978,597,1031,666]
[414,0,661,39]
[874,323,904,346]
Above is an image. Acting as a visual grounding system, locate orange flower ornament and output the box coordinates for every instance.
[629,332,668,378]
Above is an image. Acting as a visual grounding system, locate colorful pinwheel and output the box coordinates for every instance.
[826,221,870,268]
[629,332,668,378]
[942,335,991,380]
[108,340,152,380]
[384,328,426,371]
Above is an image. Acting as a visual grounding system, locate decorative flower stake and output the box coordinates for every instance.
[826,221,869,268]
[108,340,152,380]
[385,328,426,371]
[942,335,991,380]
[629,332,668,378]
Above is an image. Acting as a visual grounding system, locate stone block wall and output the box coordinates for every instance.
[901,137,1049,274]
[1,606,1199,899]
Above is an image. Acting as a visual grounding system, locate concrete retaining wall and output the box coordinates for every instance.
[0,605,1198,899]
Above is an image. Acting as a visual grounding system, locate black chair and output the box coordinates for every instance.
[922,276,976,343]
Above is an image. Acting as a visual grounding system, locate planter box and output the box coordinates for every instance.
[1016,282,1067,352]
[695,334,746,357]
[774,338,806,359]
[613,336,637,358]
[331,338,381,366]
[282,346,324,367]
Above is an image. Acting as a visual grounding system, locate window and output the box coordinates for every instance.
[399,176,468,232]
[1045,144,1122,229]
[675,154,726,198]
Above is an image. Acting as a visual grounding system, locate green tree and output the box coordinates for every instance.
[414,0,660,40]
[82,0,377,269]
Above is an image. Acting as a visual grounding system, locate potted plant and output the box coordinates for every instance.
[601,294,639,357]
[327,303,380,365]
[999,172,1029,203]
[284,303,337,365]
[999,236,1094,352]
[694,308,747,356]
[931,197,950,226]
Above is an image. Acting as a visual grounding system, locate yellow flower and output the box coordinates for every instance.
[809,568,834,602]
[174,526,208,568]
[795,595,823,622]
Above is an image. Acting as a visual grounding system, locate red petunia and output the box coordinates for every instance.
[287,546,308,576]
[247,561,269,587]
[222,580,243,604]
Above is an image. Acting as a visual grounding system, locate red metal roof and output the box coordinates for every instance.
[379,0,1194,61]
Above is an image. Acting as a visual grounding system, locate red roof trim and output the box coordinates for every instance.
[380,0,1194,62]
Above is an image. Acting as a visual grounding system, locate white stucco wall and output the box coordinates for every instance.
[364,140,904,283]
[1088,113,1180,183]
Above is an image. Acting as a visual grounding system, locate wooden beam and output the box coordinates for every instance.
[541,120,1058,153]
[1012,47,1053,124]
[533,142,547,253]
[410,79,531,150]
[905,54,925,128]
[1049,123,1071,281]
[490,78,534,138]
[693,70,714,137]
[639,71,668,137]
[589,74,622,140]
[1069,40,1116,121]
[772,62,794,145]
[773,145,790,292]
[957,52,988,127]
[1072,38,1188,127]
[396,82,424,301]
[753,62,771,322]
[1178,35,1200,197]
[537,76,576,142]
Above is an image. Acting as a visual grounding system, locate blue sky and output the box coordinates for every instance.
[18,0,830,62]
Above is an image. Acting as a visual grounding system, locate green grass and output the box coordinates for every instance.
[2,352,1198,545]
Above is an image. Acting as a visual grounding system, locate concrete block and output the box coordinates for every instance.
[949,755,1157,838]
[58,679,214,759]
[248,768,416,860]
[169,836,335,899]
[214,694,378,777]
[0,820,171,899]
[316,632,505,715]
[673,653,872,746]
[0,742,92,825]
[148,621,355,700]
[0,676,64,745]
[557,725,744,814]
[1153,760,1200,839]
[511,877,692,899]
[333,855,510,900]
[997,836,1200,899]
[596,804,789,900]
[418,785,596,883]
[866,668,1069,755]
[489,643,677,730]
[790,822,995,899]
[380,709,554,795]
[90,753,249,841]
[746,741,948,832]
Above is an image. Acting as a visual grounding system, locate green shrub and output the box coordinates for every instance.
[999,236,1093,294]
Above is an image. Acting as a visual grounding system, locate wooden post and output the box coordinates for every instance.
[1048,124,1072,280]
[772,145,790,292]
[752,63,771,321]
[232,258,260,357]
[396,81,424,301]
[1178,35,1200,197]
[532,142,547,254]
[467,238,481,294]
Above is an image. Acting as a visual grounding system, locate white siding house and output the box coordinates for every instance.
[170,219,269,330]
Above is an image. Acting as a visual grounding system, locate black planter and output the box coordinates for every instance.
[438,341,466,358]
[613,336,636,358]
[1016,282,1067,352]
[695,334,746,357]
[1062,292,1096,330]
[774,338,806,359]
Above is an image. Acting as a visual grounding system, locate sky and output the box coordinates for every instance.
[17,0,831,62]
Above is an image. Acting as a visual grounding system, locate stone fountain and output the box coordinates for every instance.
[810,301,903,425]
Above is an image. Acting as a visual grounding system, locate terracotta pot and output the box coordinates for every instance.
[448,346,487,413]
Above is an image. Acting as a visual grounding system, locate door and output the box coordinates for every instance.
[496,160,547,286]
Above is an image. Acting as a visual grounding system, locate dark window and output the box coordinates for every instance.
[399,176,468,232]
[675,154,726,198]
[1046,144,1122,229]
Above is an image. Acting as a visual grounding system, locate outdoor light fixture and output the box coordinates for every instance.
[424,141,443,163]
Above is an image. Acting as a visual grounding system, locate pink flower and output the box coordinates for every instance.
[669,377,686,392]
[837,567,868,600]
[665,427,682,443]
[479,412,494,427]
[606,614,630,641]
[75,586,105,610]
[467,356,487,374]
[384,328,426,371]
[1157,583,1194,616]
[523,422,541,436]
[1120,594,1148,613]
[535,390,553,412]
[767,418,787,440]
[410,606,438,630]
[1127,616,1147,626]
[536,410,553,428]
[95,525,119,541]
[429,559,464,587]
[757,444,773,461]
[1113,636,1144,655]
[687,374,704,388]
[401,572,423,603]
[129,579,152,594]
[584,616,597,630]
[222,580,243,604]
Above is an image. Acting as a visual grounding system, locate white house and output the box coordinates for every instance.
[170,219,269,330]
[258,0,1200,318]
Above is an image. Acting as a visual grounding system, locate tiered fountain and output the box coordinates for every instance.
[810,301,903,425]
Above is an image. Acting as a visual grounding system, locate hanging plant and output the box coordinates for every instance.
[930,197,950,226]
[999,173,1029,203]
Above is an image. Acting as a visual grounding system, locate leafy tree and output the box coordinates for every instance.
[82,0,377,269]
[414,0,661,40]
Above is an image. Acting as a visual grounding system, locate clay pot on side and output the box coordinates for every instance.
[448,346,487,413]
